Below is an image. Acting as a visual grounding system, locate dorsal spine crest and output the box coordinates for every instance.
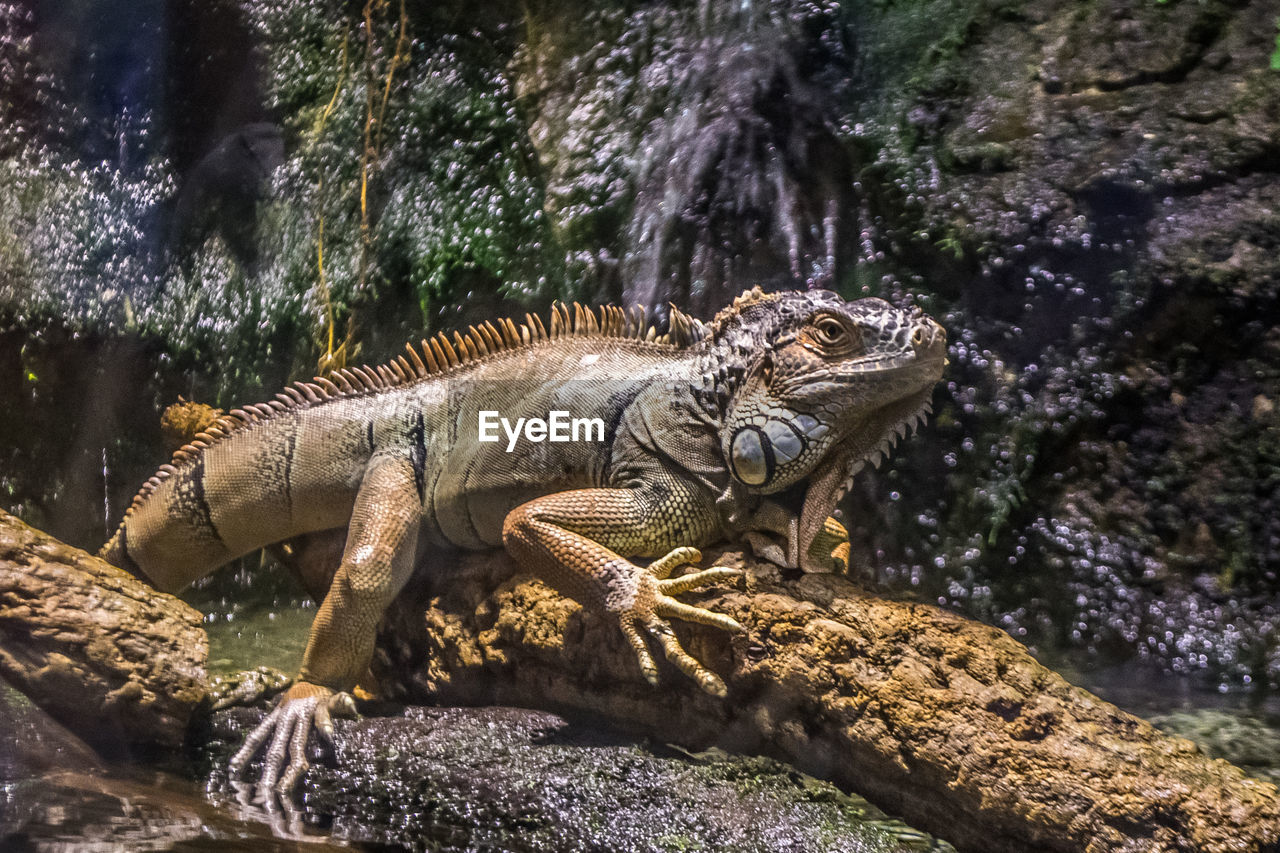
[103,297,736,540]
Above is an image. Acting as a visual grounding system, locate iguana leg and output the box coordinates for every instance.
[230,454,420,794]
[502,488,742,696]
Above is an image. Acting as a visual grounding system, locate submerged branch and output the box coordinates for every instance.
[0,510,207,753]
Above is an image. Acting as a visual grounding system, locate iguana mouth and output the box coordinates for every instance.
[797,393,934,571]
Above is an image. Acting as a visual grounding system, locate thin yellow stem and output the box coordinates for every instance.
[374,0,409,157]
[314,23,350,368]
[358,0,380,296]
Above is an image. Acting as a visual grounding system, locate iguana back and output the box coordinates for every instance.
[100,303,707,590]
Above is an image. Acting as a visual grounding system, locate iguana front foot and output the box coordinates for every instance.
[617,547,743,697]
[229,681,357,794]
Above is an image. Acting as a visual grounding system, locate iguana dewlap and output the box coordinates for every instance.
[100,287,945,795]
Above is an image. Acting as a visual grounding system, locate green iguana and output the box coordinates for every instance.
[100,287,945,793]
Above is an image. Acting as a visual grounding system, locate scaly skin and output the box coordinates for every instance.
[99,287,945,797]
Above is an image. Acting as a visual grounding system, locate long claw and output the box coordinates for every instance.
[659,567,741,595]
[258,709,295,791]
[648,617,727,697]
[314,701,334,746]
[277,718,311,792]
[229,706,280,778]
[656,597,743,634]
[328,690,359,719]
[648,546,701,580]
[621,617,660,685]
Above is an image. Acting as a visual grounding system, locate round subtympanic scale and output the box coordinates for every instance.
[730,427,773,485]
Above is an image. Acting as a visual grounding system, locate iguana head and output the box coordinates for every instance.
[711,288,946,564]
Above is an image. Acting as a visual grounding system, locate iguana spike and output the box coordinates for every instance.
[346,367,370,389]
[465,326,488,356]
[582,303,601,334]
[404,343,427,376]
[393,356,412,381]
[501,317,520,347]
[669,305,706,345]
[455,330,478,360]
[531,311,548,340]
[431,336,455,368]
[520,323,531,345]
[315,376,341,395]
[296,382,323,402]
[375,364,397,385]
[481,321,502,350]
[267,400,287,412]
[331,371,357,393]
[482,321,504,350]
[442,330,463,363]
[420,339,441,373]
[550,303,565,338]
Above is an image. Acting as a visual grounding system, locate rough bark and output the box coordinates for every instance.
[376,549,1280,853]
[0,510,208,752]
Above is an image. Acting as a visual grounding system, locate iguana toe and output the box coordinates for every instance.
[648,546,701,579]
[620,617,661,686]
[647,617,729,697]
[613,550,741,695]
[659,566,743,597]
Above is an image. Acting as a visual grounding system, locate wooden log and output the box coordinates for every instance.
[0,510,207,753]
[370,547,1280,853]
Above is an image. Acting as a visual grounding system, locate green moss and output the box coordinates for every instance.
[250,3,561,356]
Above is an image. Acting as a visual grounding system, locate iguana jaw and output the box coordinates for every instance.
[797,387,936,571]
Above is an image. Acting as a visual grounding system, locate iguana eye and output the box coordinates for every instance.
[814,318,847,345]
[807,315,862,357]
